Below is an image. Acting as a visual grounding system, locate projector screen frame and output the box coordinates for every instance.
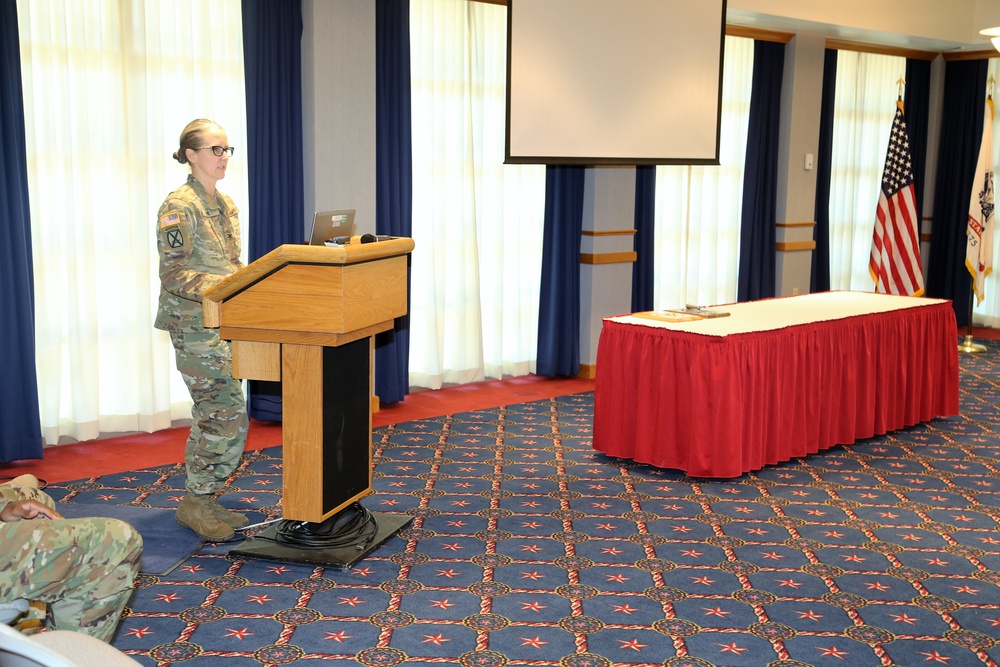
[504,0,728,167]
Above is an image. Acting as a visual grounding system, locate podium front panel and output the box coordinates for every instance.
[282,341,374,521]
[320,340,371,511]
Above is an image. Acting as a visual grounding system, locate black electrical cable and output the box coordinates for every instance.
[271,502,378,550]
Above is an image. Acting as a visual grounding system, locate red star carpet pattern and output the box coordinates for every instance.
[43,343,1000,666]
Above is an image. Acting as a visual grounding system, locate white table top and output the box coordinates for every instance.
[606,291,950,337]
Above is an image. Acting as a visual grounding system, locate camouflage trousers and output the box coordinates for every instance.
[170,331,249,495]
[0,479,142,642]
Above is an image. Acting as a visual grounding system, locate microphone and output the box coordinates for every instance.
[360,233,376,244]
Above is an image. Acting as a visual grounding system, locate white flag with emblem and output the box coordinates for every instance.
[966,98,995,304]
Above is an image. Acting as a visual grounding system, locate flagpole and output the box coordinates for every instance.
[959,285,987,353]
[869,78,925,298]
[960,78,995,355]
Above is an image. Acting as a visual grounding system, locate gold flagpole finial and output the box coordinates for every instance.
[989,74,995,99]
[897,76,906,101]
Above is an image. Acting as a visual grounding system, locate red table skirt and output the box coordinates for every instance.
[592,300,960,478]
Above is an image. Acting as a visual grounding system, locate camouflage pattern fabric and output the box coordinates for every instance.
[154,174,248,496]
[169,331,248,495]
[154,174,244,333]
[0,483,142,642]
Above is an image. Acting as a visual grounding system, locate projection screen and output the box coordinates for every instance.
[505,0,727,166]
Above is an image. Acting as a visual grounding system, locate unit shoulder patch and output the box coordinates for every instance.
[165,228,184,248]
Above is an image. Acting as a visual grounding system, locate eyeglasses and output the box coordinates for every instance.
[194,145,235,157]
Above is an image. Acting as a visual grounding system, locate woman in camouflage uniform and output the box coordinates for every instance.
[154,119,249,542]
[0,475,142,642]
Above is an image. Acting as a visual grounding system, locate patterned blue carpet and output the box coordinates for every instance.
[48,343,1000,666]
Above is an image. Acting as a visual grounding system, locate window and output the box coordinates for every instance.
[653,36,755,309]
[827,50,906,292]
[18,0,248,443]
[409,0,547,388]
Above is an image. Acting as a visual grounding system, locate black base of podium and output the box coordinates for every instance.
[229,512,413,569]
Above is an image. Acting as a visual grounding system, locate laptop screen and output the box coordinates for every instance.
[308,210,356,245]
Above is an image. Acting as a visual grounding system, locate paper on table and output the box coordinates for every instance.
[631,310,703,323]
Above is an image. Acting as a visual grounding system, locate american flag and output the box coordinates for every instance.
[869,101,924,296]
[966,98,994,305]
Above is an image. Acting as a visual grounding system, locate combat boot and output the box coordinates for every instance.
[176,492,235,541]
[210,496,250,529]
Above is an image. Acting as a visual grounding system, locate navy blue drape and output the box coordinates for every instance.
[374,0,413,405]
[811,48,837,294]
[536,166,585,377]
[737,40,785,302]
[904,58,932,228]
[925,59,988,327]
[0,0,43,462]
[631,166,656,313]
[242,0,304,259]
[241,0,305,421]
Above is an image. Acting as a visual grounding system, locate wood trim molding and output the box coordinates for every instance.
[944,49,996,62]
[582,229,637,237]
[726,25,794,44]
[577,363,597,380]
[921,232,932,242]
[825,38,938,61]
[776,221,816,228]
[581,251,638,265]
[776,240,816,252]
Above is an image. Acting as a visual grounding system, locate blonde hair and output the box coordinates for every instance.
[172,119,223,164]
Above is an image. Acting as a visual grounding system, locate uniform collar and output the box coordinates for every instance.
[186,174,226,215]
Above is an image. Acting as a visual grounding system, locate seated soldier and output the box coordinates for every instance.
[0,474,142,642]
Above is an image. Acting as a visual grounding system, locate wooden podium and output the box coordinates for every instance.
[202,237,414,566]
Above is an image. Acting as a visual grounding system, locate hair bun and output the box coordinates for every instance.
[172,150,187,165]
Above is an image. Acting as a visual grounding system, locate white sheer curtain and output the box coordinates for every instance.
[827,50,906,291]
[409,0,546,389]
[973,58,1000,326]
[17,0,248,444]
[652,36,754,310]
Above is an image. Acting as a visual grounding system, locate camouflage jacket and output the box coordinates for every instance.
[0,483,51,517]
[0,485,20,516]
[154,175,244,332]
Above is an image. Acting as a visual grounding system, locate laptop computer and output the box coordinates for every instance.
[308,209,356,245]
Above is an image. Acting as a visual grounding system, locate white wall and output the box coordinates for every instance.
[580,167,637,365]
[302,0,377,240]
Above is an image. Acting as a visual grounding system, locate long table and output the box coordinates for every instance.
[592,292,960,478]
